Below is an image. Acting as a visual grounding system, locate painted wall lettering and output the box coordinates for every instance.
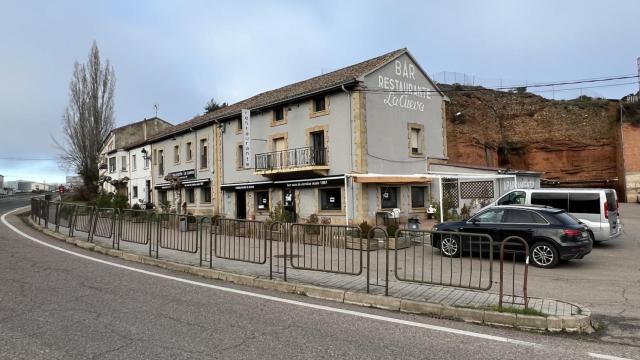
[378,59,431,112]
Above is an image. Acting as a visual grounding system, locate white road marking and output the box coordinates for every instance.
[589,353,635,360]
[2,206,632,360]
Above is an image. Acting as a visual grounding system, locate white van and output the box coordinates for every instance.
[489,188,621,243]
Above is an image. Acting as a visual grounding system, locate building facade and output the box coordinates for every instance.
[210,49,448,225]
[149,125,215,215]
[99,117,173,197]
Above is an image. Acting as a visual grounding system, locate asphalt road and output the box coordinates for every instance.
[0,196,639,359]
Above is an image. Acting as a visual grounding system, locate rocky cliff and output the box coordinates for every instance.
[442,84,621,185]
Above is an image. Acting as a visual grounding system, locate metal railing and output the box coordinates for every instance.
[214,219,268,264]
[255,147,327,171]
[499,236,529,309]
[288,223,363,275]
[28,199,532,305]
[395,229,494,291]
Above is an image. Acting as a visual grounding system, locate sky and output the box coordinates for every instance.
[0,0,638,185]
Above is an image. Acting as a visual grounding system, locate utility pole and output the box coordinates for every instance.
[154,104,159,118]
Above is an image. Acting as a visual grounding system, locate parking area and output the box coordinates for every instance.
[525,202,640,343]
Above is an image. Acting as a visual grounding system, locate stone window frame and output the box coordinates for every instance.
[185,141,193,163]
[235,141,249,171]
[305,124,329,166]
[236,117,243,134]
[271,106,288,127]
[173,144,180,164]
[309,95,330,118]
[407,122,425,157]
[268,132,289,152]
[199,136,210,171]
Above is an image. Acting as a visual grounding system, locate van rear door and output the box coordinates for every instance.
[568,192,601,231]
[605,190,619,235]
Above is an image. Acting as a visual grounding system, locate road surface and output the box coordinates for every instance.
[0,195,638,359]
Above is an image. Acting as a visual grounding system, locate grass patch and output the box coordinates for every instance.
[487,305,547,317]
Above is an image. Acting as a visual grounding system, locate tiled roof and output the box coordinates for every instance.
[148,48,407,142]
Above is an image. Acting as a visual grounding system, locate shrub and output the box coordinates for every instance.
[95,191,113,208]
[159,200,171,213]
[320,217,331,225]
[307,213,319,224]
[359,221,372,238]
[131,203,141,211]
[112,193,129,210]
[386,223,399,238]
[267,201,291,224]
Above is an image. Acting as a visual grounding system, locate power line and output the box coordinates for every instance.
[527,81,639,94]
[358,74,640,94]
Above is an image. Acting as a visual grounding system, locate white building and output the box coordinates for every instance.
[98,117,174,199]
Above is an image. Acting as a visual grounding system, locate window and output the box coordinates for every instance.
[144,154,150,169]
[132,155,137,171]
[503,209,547,224]
[237,144,244,169]
[186,188,195,204]
[158,150,164,175]
[472,209,505,223]
[273,107,285,123]
[313,96,326,113]
[255,191,269,211]
[121,156,127,171]
[568,193,600,214]
[153,150,157,165]
[200,139,208,169]
[132,186,138,198]
[320,188,342,211]
[411,186,426,208]
[531,192,568,210]
[159,190,168,203]
[201,187,211,203]
[174,145,180,163]
[409,127,422,155]
[237,118,243,132]
[381,187,399,208]
[186,142,192,162]
[497,191,526,206]
[108,157,116,173]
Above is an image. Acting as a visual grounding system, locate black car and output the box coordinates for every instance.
[432,205,592,268]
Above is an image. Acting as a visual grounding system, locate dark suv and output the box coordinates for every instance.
[432,205,592,268]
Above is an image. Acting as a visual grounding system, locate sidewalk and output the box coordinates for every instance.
[28,214,593,333]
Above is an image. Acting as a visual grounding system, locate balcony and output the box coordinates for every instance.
[254,147,329,176]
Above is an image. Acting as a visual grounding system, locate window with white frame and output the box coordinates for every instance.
[108,157,116,173]
[132,154,137,171]
[186,142,193,162]
[121,156,127,171]
[174,145,180,164]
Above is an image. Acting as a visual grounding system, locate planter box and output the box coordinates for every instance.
[388,236,411,250]
[346,237,378,251]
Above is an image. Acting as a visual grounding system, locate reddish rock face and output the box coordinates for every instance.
[443,84,622,195]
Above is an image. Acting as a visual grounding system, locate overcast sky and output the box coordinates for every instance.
[0,0,637,185]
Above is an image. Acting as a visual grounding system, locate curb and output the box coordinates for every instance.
[24,215,594,334]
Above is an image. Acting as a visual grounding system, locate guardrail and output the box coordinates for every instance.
[28,199,530,303]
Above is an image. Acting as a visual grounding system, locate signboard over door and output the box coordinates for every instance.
[242,109,252,169]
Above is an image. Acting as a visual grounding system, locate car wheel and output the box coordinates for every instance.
[530,242,559,268]
[440,235,461,258]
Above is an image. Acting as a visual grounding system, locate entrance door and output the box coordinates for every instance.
[236,191,246,219]
[282,187,296,223]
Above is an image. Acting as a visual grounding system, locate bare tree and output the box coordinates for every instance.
[55,41,115,195]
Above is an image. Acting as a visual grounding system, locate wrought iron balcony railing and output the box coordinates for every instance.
[255,147,327,171]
